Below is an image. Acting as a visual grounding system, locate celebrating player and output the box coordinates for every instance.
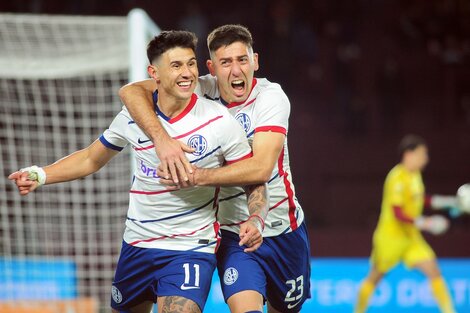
[119,24,311,313]
[354,134,456,313]
[8,30,268,313]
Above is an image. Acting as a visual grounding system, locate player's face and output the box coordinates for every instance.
[411,145,429,170]
[207,41,259,103]
[148,47,198,102]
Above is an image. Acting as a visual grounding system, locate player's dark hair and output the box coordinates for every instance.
[207,24,254,53]
[147,30,197,64]
[398,134,427,157]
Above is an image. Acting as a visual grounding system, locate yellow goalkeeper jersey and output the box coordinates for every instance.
[376,164,425,236]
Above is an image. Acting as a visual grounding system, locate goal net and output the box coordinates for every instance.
[0,10,159,312]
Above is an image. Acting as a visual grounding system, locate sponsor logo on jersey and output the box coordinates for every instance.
[137,137,152,144]
[235,113,251,133]
[140,160,158,178]
[188,134,207,156]
[223,267,238,285]
[112,286,123,304]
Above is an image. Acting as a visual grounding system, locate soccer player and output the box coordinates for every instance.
[354,134,456,313]
[8,30,268,313]
[119,25,311,313]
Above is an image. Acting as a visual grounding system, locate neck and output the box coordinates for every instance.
[220,92,248,105]
[157,91,192,118]
[402,162,418,173]
[220,95,230,105]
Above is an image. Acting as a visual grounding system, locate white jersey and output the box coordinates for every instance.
[100,93,251,253]
[196,75,305,237]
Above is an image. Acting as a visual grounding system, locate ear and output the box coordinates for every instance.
[147,65,159,81]
[206,59,216,76]
[253,52,259,72]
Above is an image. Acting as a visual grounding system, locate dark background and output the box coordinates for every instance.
[3,0,469,257]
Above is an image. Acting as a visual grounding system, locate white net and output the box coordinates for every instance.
[0,12,157,311]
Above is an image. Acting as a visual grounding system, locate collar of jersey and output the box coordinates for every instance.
[153,91,198,124]
[225,78,257,109]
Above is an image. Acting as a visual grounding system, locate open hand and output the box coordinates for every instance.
[156,136,194,184]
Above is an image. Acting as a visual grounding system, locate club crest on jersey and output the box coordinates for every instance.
[188,134,207,156]
[223,267,239,285]
[111,286,123,304]
[235,113,251,133]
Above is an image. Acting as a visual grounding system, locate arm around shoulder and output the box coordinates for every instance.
[119,79,194,182]
[194,131,285,186]
[118,79,162,141]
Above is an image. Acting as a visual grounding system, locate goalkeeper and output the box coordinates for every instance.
[354,134,457,313]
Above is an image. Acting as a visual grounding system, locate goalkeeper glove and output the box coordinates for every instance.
[414,215,449,235]
[20,165,46,187]
[430,195,457,210]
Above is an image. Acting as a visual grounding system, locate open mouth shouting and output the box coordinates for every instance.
[231,79,246,97]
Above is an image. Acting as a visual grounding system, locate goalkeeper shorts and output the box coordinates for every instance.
[371,230,436,272]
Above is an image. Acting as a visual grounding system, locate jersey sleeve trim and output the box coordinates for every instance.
[254,125,287,135]
[225,152,253,165]
[424,194,432,207]
[99,135,124,151]
[393,205,414,223]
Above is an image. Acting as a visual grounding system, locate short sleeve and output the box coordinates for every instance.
[252,86,290,135]
[99,110,129,151]
[388,175,405,206]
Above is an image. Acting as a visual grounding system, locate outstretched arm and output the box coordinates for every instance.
[119,79,194,183]
[239,183,269,252]
[426,194,458,211]
[393,205,449,235]
[8,139,117,195]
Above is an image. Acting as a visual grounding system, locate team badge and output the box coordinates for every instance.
[188,134,207,156]
[223,267,239,285]
[235,113,251,133]
[111,286,123,303]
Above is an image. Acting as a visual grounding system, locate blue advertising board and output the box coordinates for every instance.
[1,256,468,312]
[0,257,76,300]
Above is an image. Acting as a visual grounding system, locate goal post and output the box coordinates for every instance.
[0,9,160,312]
[128,8,161,83]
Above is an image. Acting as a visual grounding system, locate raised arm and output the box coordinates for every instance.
[119,79,193,183]
[8,139,117,195]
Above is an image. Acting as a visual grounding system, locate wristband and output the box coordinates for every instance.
[248,214,265,231]
[20,165,46,186]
